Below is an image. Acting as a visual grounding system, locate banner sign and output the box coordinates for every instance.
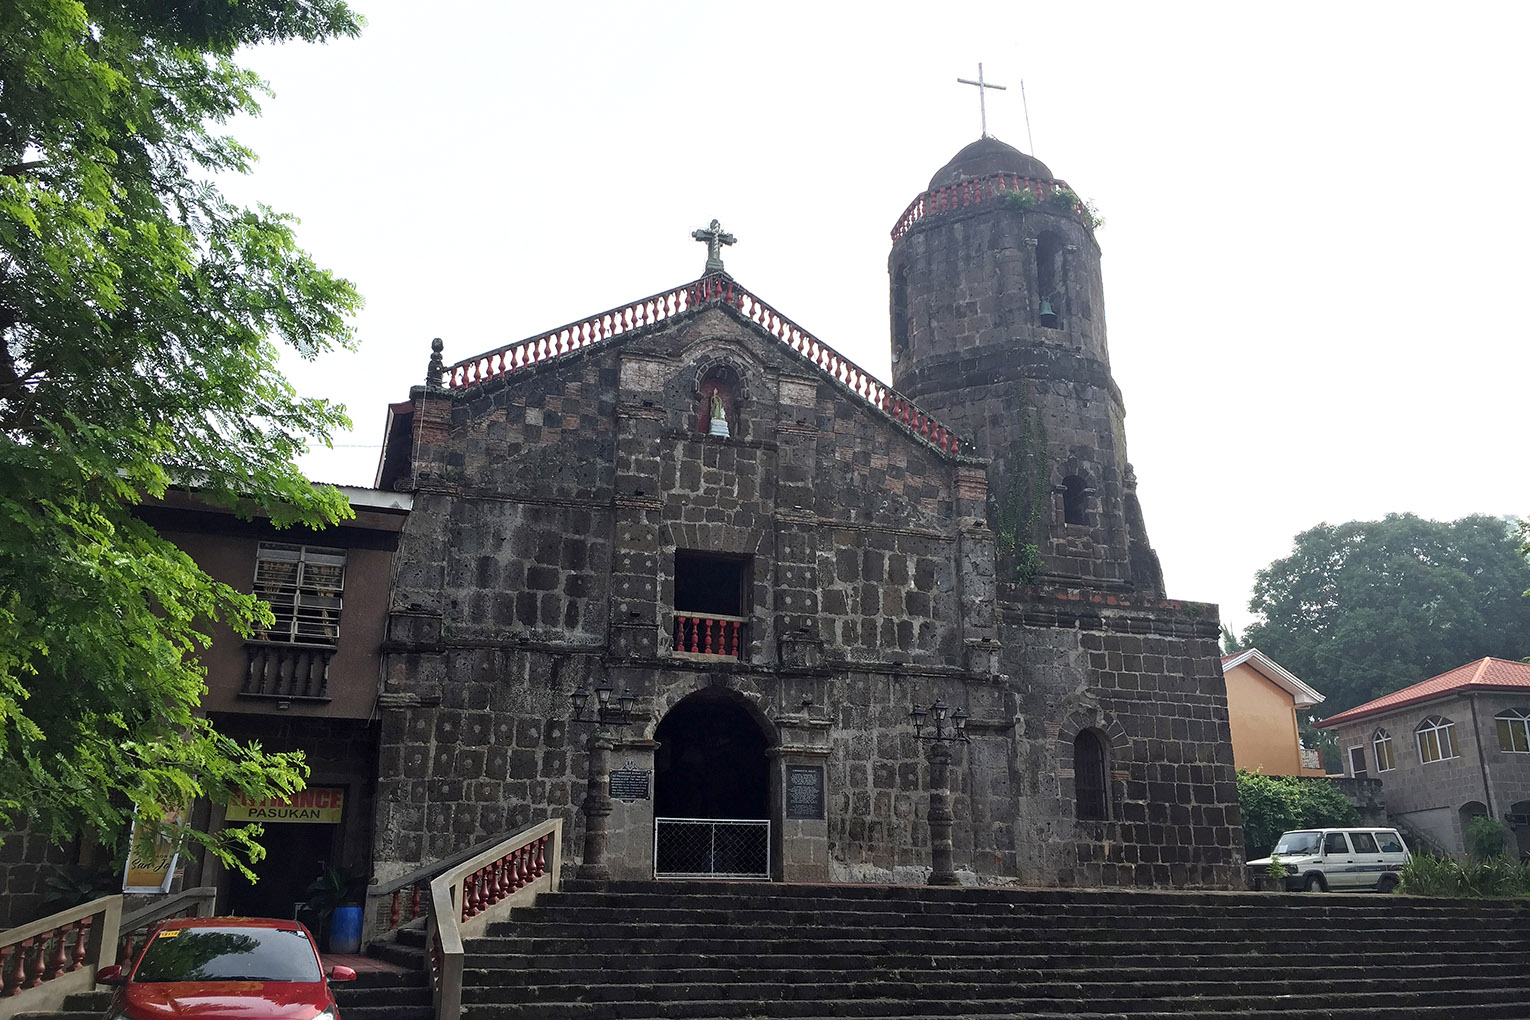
[123,804,182,894]
[225,787,345,823]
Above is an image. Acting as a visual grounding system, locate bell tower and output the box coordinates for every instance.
[889,137,1162,593]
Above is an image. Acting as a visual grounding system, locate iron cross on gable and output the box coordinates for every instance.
[692,219,736,273]
[957,63,1007,138]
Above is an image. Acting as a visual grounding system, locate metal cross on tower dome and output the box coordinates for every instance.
[957,63,1007,138]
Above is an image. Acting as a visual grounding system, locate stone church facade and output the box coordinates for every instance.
[370,138,1245,890]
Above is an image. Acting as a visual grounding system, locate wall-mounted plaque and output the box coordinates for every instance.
[785,764,825,820]
[609,761,651,803]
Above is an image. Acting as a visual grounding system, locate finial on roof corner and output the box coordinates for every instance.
[692,219,736,274]
[427,337,445,391]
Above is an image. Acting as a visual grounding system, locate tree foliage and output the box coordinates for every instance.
[1236,769,1358,858]
[1,0,362,872]
[1243,514,1530,718]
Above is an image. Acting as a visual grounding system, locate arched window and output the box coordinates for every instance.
[1074,730,1108,821]
[892,265,909,362]
[1062,475,1087,526]
[1416,716,1459,764]
[1496,709,1530,753]
[1035,231,1065,328]
[1372,729,1395,772]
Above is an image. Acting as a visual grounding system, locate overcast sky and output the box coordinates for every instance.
[223,1,1530,640]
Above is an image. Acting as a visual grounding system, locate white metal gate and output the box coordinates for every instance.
[653,818,770,879]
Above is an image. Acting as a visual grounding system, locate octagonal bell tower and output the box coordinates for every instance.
[889,137,1162,593]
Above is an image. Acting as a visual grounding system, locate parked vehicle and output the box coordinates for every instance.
[1248,827,1411,893]
[95,916,356,1020]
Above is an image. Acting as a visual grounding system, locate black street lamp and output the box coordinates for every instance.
[908,697,969,886]
[570,682,638,881]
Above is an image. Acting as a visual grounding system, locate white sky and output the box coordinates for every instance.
[223,1,1530,637]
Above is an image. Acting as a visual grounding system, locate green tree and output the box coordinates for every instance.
[1236,770,1358,858]
[1,0,362,874]
[1243,514,1530,718]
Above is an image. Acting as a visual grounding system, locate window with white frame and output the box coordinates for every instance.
[1372,728,1396,771]
[252,543,346,645]
[1415,716,1459,764]
[1496,709,1530,753]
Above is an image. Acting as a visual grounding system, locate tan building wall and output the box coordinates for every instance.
[1224,662,1322,776]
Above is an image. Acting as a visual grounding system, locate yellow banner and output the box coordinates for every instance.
[226,787,345,824]
[123,804,182,894]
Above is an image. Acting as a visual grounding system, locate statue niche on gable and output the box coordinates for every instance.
[695,363,742,439]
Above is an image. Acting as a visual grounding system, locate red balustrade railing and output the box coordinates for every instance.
[427,819,563,1020]
[890,172,1081,242]
[444,278,705,390]
[0,916,90,996]
[1,888,211,1013]
[385,881,424,932]
[458,835,549,921]
[673,613,747,659]
[441,274,965,456]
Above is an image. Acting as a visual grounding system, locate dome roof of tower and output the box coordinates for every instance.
[927,136,1053,189]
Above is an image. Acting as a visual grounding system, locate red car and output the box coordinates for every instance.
[96,916,357,1020]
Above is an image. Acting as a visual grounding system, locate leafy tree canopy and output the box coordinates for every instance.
[1244,514,1530,719]
[1236,769,1358,858]
[1,0,362,874]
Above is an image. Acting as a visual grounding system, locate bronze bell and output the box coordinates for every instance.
[1039,298,1059,328]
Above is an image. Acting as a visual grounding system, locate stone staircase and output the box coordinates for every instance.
[456,880,1530,1020]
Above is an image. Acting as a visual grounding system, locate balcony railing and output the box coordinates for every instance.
[242,641,335,701]
[440,273,966,456]
[890,171,1081,243]
[672,613,748,660]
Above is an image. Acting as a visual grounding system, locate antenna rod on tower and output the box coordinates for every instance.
[1020,79,1035,155]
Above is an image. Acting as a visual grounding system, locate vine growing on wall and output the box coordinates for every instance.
[991,401,1049,584]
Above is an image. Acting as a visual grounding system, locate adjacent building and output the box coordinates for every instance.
[138,486,411,915]
[1317,657,1530,857]
[1221,648,1326,777]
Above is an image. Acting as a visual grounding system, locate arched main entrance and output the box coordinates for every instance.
[652,690,772,878]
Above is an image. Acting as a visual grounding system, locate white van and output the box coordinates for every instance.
[1247,827,1411,893]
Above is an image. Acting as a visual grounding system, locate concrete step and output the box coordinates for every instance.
[456,984,1530,1019]
[461,952,1530,979]
[460,972,1530,1005]
[498,892,1527,925]
[465,935,1530,966]
[482,917,1524,945]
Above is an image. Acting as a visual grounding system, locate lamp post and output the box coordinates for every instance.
[570,682,638,881]
[908,698,969,887]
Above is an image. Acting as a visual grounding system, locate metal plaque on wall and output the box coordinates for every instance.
[609,761,651,803]
[785,764,825,820]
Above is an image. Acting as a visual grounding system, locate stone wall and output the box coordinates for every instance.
[373,303,994,886]
[0,827,78,929]
[1002,585,1245,888]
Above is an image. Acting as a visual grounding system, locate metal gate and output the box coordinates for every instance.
[653,818,770,879]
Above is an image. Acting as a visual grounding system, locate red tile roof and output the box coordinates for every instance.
[1316,657,1530,728]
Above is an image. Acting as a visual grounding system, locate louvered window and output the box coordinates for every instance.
[253,543,346,645]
